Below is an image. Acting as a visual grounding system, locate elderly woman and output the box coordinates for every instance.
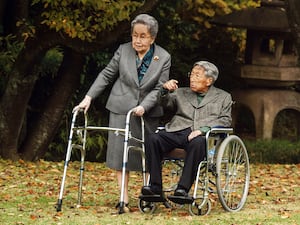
[74,14,171,213]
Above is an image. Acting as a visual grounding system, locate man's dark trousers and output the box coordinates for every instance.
[145,127,206,192]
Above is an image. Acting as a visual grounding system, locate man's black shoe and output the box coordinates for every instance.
[140,186,166,202]
[141,186,162,195]
[168,189,193,204]
[174,189,189,197]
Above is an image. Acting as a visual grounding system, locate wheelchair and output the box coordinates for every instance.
[138,127,250,216]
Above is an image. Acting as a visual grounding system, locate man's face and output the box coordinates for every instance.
[189,65,213,93]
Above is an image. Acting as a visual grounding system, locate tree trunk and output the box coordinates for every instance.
[21,49,84,161]
[0,80,34,160]
[0,31,57,159]
[0,50,46,160]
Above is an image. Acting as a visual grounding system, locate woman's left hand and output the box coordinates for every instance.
[133,106,145,117]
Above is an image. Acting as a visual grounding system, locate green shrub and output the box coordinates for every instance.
[244,139,300,164]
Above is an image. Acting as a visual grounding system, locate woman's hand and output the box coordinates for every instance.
[73,95,92,113]
[133,105,145,117]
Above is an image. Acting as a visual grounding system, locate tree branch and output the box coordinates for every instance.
[30,0,160,54]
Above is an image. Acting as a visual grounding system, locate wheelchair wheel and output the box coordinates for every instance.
[138,199,156,214]
[215,135,250,212]
[188,198,211,216]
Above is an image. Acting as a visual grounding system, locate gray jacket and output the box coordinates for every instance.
[87,42,171,116]
[160,86,232,132]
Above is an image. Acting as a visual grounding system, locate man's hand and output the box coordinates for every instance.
[163,79,179,91]
[188,130,202,141]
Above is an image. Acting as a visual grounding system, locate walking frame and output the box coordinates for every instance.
[56,108,146,214]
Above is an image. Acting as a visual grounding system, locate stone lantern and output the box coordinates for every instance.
[213,0,300,140]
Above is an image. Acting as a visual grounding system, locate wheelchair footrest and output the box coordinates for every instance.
[167,195,194,205]
[139,194,167,203]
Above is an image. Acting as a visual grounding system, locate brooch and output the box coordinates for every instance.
[153,56,159,61]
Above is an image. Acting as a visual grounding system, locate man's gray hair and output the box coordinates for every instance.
[194,61,219,82]
[131,14,159,38]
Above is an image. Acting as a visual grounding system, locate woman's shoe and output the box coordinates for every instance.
[115,202,130,214]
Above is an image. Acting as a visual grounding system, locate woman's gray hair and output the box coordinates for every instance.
[194,61,219,83]
[131,14,159,38]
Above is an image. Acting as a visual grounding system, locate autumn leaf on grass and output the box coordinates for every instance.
[30,214,37,220]
[278,208,291,219]
[3,194,11,200]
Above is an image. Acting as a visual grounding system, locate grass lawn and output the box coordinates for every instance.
[0,159,300,225]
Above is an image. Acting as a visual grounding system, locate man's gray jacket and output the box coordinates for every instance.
[159,86,232,132]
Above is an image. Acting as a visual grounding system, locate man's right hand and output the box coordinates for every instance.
[163,79,179,91]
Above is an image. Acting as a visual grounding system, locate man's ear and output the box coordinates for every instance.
[207,77,214,86]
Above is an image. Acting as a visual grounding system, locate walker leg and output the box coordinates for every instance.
[119,148,128,214]
[77,149,86,207]
[56,146,72,212]
[56,110,79,212]
[119,114,131,214]
[141,145,147,186]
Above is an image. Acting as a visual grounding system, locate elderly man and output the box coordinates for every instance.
[141,61,232,204]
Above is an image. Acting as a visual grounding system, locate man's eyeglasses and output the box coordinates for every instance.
[187,72,204,79]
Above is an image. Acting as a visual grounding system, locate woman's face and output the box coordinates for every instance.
[131,23,155,56]
[189,66,213,93]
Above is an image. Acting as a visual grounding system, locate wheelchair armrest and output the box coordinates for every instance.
[205,127,233,139]
[156,126,233,136]
[155,126,166,133]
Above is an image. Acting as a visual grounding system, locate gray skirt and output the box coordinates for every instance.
[106,112,159,171]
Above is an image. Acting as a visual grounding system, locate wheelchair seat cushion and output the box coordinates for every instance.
[163,148,186,159]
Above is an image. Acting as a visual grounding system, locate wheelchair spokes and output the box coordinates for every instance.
[216,135,250,212]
